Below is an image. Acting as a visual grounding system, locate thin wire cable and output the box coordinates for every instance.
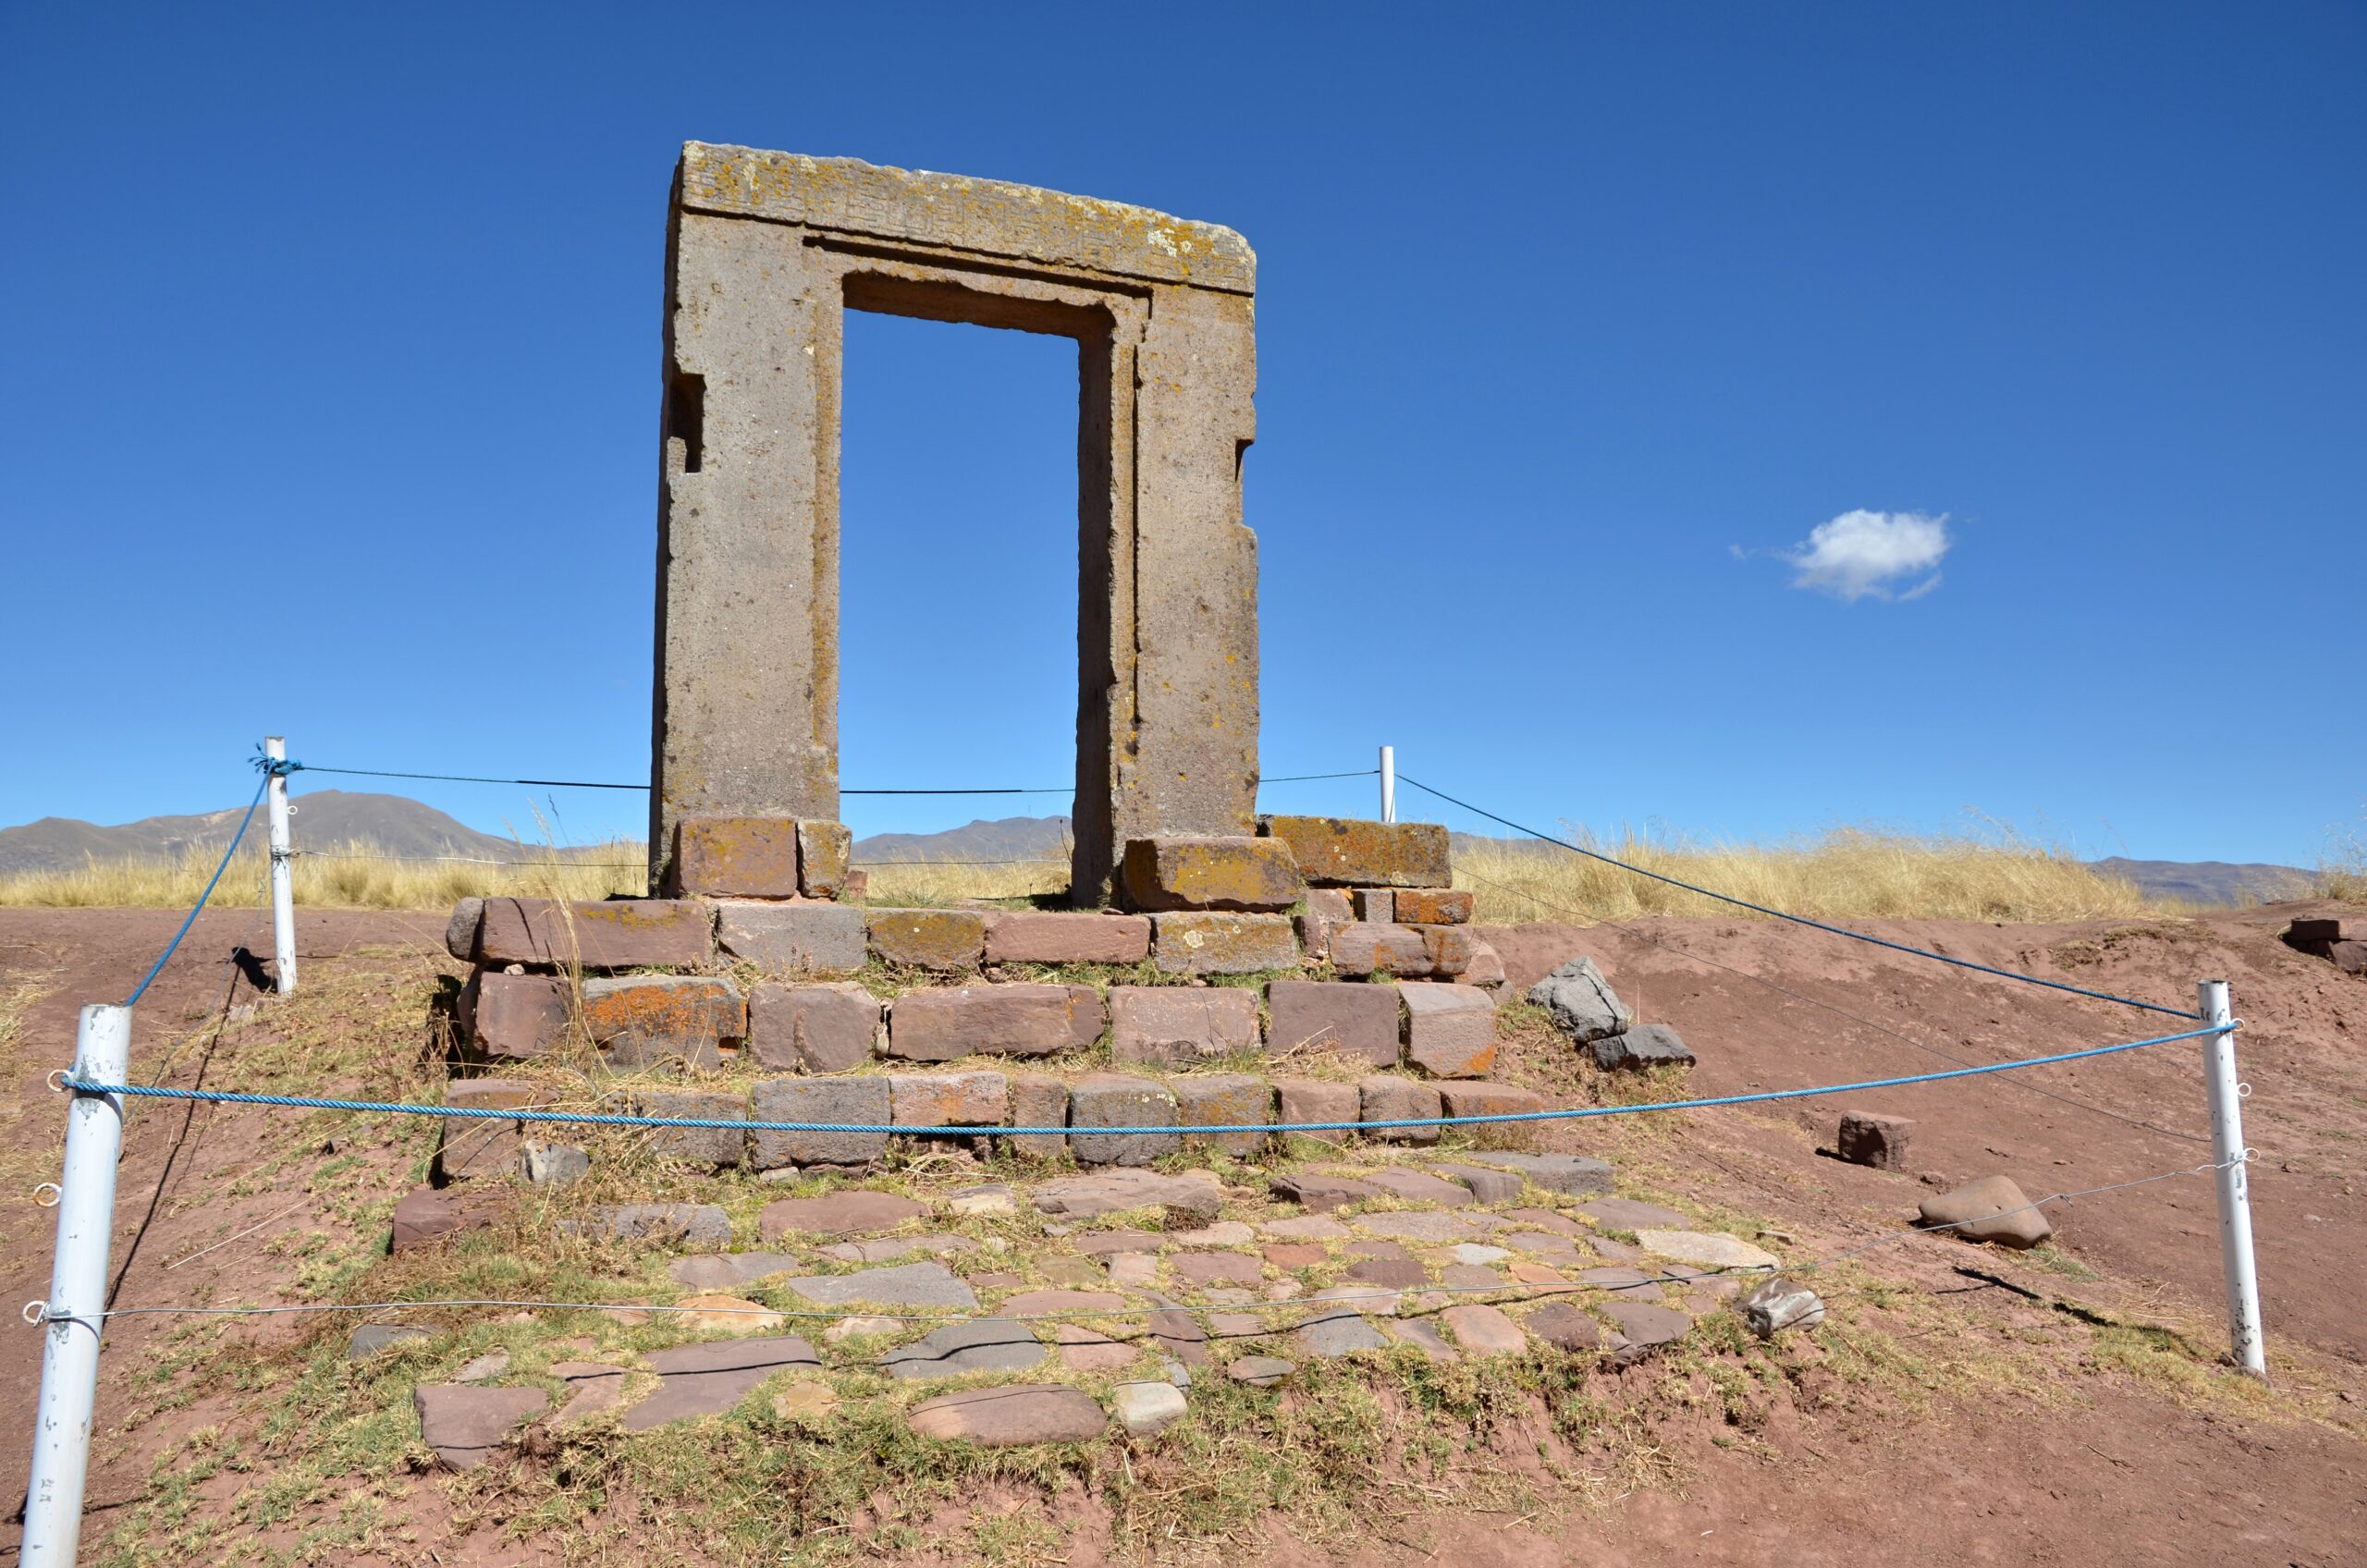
[292,851,646,869]
[58,1021,2231,1135]
[1456,867,2211,1145]
[278,763,1371,792]
[122,776,268,1007]
[1400,772,2194,1020]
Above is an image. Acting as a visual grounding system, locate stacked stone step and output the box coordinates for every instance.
[2282,916,2365,975]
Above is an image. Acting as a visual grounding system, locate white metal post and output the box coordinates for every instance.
[1379,745,1395,824]
[2197,978,2266,1378]
[22,1004,133,1565]
[265,737,296,996]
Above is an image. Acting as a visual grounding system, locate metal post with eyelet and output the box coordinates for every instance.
[2197,979,2266,1378]
[264,737,297,996]
[21,1003,133,1563]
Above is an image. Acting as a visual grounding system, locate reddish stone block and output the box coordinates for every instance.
[1351,888,1394,923]
[1003,1072,1070,1160]
[1303,888,1353,924]
[464,971,570,1060]
[1265,979,1401,1068]
[1068,1074,1179,1166]
[1120,836,1303,913]
[1836,1110,1916,1171]
[476,898,714,970]
[1328,924,1430,978]
[1109,986,1260,1066]
[1152,913,1300,975]
[1271,1076,1359,1136]
[887,985,1085,1061]
[747,981,880,1072]
[435,1078,555,1181]
[1062,985,1106,1049]
[718,902,867,974]
[1258,816,1452,888]
[582,975,745,1070]
[391,1185,505,1252]
[635,1089,747,1167]
[1420,925,1477,977]
[1392,888,1474,925]
[1175,1072,1271,1157]
[672,815,802,898]
[983,911,1152,964]
[889,1071,1009,1128]
[1359,1076,1444,1145]
[1435,1081,1546,1151]
[1400,983,1497,1078]
[867,909,988,971]
[797,820,852,899]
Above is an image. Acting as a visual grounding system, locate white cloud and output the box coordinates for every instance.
[1782,509,1951,602]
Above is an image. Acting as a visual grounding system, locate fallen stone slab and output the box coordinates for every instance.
[1522,1301,1604,1352]
[1575,1196,1686,1231]
[779,1261,979,1310]
[390,1185,505,1253]
[1835,1109,1916,1171]
[1226,1354,1295,1388]
[1635,1229,1781,1271]
[1268,1172,1382,1212]
[573,1203,732,1251]
[1602,1301,1692,1366]
[551,1361,629,1422]
[1360,1168,1475,1207]
[758,1191,926,1241]
[1441,1303,1527,1355]
[1591,1023,1694,1072]
[1466,1153,1616,1197]
[350,1323,434,1359]
[1527,957,1632,1044]
[622,1336,822,1429]
[414,1385,548,1470]
[1919,1174,2053,1248]
[907,1384,1108,1447]
[1110,1379,1189,1436]
[668,1253,802,1291]
[1032,1167,1224,1221]
[1739,1277,1826,1338]
[878,1317,1048,1379]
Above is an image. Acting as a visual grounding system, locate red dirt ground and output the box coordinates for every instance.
[0,899,2361,1564]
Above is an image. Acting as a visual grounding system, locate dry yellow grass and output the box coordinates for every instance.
[0,840,644,911]
[1453,827,2165,925]
[2317,813,2367,904]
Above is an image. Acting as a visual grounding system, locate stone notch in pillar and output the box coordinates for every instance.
[650,144,1261,904]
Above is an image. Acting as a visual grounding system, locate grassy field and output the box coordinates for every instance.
[0,827,2219,925]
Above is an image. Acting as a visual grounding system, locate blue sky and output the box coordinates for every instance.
[3,3,2360,865]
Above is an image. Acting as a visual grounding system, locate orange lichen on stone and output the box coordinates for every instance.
[673,815,802,898]
[1150,913,1299,975]
[1119,835,1301,912]
[476,899,716,969]
[1392,888,1475,925]
[580,976,746,1047]
[866,909,988,972]
[1257,817,1451,889]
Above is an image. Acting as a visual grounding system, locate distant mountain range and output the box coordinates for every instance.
[0,797,2316,907]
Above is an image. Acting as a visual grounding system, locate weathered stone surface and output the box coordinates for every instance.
[623,1337,822,1429]
[1419,925,1477,978]
[780,1261,978,1309]
[1268,1171,1381,1212]
[819,1233,975,1264]
[551,1361,629,1422]
[390,1186,503,1252]
[1004,1072,1069,1159]
[582,1202,733,1248]
[1068,1074,1180,1165]
[748,981,880,1073]
[868,909,988,971]
[1260,1214,1351,1240]
[583,976,745,1069]
[759,1191,926,1240]
[671,815,802,898]
[1265,980,1400,1068]
[445,898,484,962]
[1400,982,1497,1078]
[889,1071,1009,1129]
[1344,1256,1426,1288]
[1505,1231,1587,1264]
[1471,1153,1616,1197]
[1171,1251,1264,1287]
[1072,1230,1168,1255]
[1174,1072,1271,1157]
[749,1076,889,1170]
[521,1141,590,1186]
[1304,889,1353,923]
[1294,911,1340,962]
[454,1354,509,1384]
[1919,1175,2053,1248]
[1592,1023,1694,1072]
[1358,1076,1443,1145]
[1294,1303,1390,1357]
[1109,986,1259,1066]
[1463,940,1508,989]
[906,1383,1108,1447]
[879,1317,1047,1379]
[1603,1301,1693,1366]
[1032,1167,1224,1220]
[1121,836,1301,913]
[1434,1083,1546,1151]
[1227,1354,1294,1387]
[1637,1230,1781,1270]
[1351,888,1394,923]
[435,1078,554,1182]
[1836,1110,1917,1171]
[1527,958,1633,1044]
[349,1323,434,1358]
[1151,913,1298,975]
[415,1385,548,1469]
[1355,1210,1478,1243]
[477,898,714,970]
[1110,1380,1188,1436]
[888,985,1084,1061]
[797,820,852,899]
[1739,1277,1826,1337]
[1522,1301,1603,1352]
[2286,917,2344,944]
[465,972,570,1060]
[668,1253,801,1290]
[1327,924,1432,978]
[1362,1169,1473,1207]
[717,902,868,974]
[671,1292,787,1332]
[1392,888,1475,925]
[1576,1196,1687,1231]
[634,1089,746,1166]
[1442,1304,1527,1355]
[1270,1077,1360,1137]
[984,911,1151,964]
[1259,816,1452,888]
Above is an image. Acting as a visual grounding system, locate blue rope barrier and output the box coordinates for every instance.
[1397,772,2198,1021]
[61,1022,2228,1134]
[122,775,269,1008]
